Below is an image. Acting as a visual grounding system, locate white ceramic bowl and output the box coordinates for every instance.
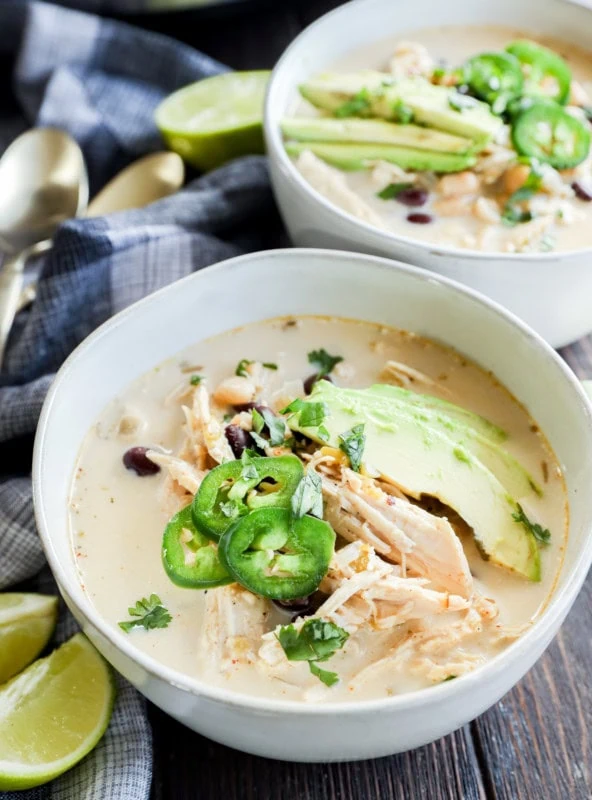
[264,0,592,348]
[33,249,592,762]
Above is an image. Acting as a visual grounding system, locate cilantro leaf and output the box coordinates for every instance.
[189,374,203,386]
[502,164,544,226]
[280,398,305,415]
[261,408,287,446]
[277,618,349,686]
[299,402,329,429]
[334,88,371,118]
[308,348,343,378]
[291,470,323,519]
[377,182,414,201]
[119,594,172,633]
[235,359,253,377]
[251,408,286,448]
[338,424,366,472]
[512,504,551,545]
[251,409,265,434]
[240,448,260,480]
[220,500,240,519]
[391,99,414,124]
[262,362,278,370]
[309,661,339,687]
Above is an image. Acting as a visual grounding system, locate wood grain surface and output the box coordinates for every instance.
[121,2,592,796]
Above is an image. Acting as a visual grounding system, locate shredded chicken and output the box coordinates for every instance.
[296,150,386,228]
[380,360,451,394]
[146,450,203,496]
[317,463,473,598]
[200,584,271,675]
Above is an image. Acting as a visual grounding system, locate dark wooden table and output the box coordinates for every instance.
[116,2,592,797]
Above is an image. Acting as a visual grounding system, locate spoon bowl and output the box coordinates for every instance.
[0,128,88,253]
[86,152,184,218]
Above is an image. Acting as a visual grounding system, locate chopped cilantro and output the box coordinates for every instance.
[235,359,253,377]
[308,348,343,378]
[291,470,323,520]
[377,182,414,201]
[391,99,414,124]
[277,618,349,687]
[512,504,551,545]
[263,362,278,370]
[334,88,371,118]
[220,500,240,519]
[189,374,203,386]
[502,164,544,227]
[118,594,171,633]
[338,424,366,472]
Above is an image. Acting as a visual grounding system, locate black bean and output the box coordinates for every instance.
[224,425,252,458]
[572,180,592,202]
[396,187,429,207]
[407,212,433,224]
[233,402,271,415]
[304,373,333,395]
[123,446,160,476]
[273,590,328,619]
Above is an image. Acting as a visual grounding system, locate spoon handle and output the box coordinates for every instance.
[0,250,27,368]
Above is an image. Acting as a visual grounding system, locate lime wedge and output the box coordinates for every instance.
[155,70,271,171]
[0,633,115,791]
[0,593,58,684]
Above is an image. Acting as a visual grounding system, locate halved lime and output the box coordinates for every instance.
[0,593,58,684]
[155,70,271,171]
[0,633,115,791]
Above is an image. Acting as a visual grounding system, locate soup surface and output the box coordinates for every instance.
[70,316,567,702]
[286,24,592,253]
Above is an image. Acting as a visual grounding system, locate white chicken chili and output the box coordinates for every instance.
[284,25,592,253]
[69,316,567,702]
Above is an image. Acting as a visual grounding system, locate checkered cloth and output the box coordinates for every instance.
[0,3,282,798]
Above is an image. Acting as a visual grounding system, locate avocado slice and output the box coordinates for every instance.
[285,141,476,173]
[289,382,541,581]
[365,384,507,442]
[299,72,502,144]
[312,382,541,498]
[281,118,474,155]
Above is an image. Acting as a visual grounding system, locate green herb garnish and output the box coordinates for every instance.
[502,164,544,226]
[189,374,203,386]
[334,88,371,118]
[118,594,172,633]
[338,424,366,472]
[262,408,287,446]
[281,398,329,429]
[391,99,414,124]
[277,618,349,687]
[240,448,260,480]
[263,362,278,370]
[219,500,240,519]
[512,504,551,545]
[308,348,343,378]
[377,182,414,200]
[291,470,323,520]
[236,359,254,377]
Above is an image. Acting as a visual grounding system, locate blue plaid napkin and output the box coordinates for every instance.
[0,3,282,798]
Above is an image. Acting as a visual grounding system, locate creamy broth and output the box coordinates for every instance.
[290,24,592,254]
[69,317,567,702]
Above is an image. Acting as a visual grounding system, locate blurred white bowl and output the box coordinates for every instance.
[33,249,592,761]
[264,0,592,347]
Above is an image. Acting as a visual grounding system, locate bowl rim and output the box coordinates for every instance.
[263,0,592,263]
[33,247,592,715]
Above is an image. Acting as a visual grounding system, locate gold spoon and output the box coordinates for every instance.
[0,128,88,365]
[16,151,185,313]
